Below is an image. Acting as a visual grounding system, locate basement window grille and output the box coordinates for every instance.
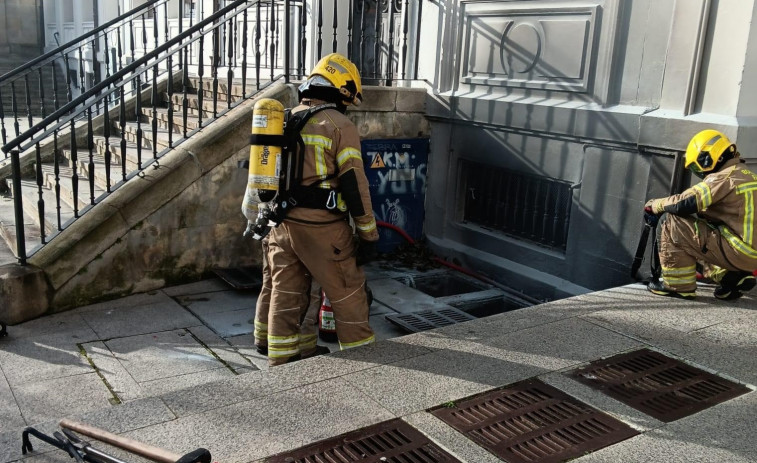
[461,160,573,252]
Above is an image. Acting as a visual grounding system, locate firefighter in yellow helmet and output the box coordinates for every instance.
[263,53,378,365]
[644,129,757,300]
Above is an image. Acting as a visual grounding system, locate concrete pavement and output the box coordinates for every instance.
[0,264,755,463]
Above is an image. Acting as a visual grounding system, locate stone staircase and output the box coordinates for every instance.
[0,77,256,266]
[0,54,69,119]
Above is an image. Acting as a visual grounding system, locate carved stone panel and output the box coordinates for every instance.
[459,1,599,93]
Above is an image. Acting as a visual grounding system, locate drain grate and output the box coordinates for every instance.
[212,266,263,290]
[568,348,750,422]
[385,308,476,333]
[265,418,461,462]
[431,379,638,463]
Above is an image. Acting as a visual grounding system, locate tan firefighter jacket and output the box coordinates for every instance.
[648,158,757,261]
[284,99,379,242]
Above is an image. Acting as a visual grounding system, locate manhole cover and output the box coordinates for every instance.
[431,379,638,463]
[212,266,262,290]
[385,308,476,333]
[265,418,461,462]
[568,348,750,422]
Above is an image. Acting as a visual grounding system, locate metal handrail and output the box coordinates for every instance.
[2,0,251,155]
[0,0,160,84]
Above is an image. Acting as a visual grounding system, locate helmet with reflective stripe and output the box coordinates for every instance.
[307,53,362,106]
[684,129,736,178]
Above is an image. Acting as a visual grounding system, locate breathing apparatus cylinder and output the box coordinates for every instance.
[248,98,284,203]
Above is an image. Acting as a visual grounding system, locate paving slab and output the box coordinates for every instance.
[104,330,228,383]
[174,290,257,316]
[195,308,255,338]
[0,333,93,386]
[344,317,641,416]
[574,389,757,463]
[79,297,203,339]
[83,341,144,402]
[188,325,256,373]
[2,312,98,340]
[123,378,395,463]
[138,368,236,397]
[161,278,230,297]
[12,373,115,426]
[583,288,757,384]
[402,411,502,463]
[0,369,25,431]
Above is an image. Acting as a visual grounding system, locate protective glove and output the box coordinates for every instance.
[644,199,662,215]
[355,239,378,266]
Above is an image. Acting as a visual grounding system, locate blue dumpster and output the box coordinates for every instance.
[361,138,430,253]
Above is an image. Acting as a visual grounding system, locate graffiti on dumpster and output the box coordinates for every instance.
[364,144,427,196]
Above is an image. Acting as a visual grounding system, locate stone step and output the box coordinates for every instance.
[121,122,172,152]
[40,164,105,211]
[64,150,117,192]
[92,136,144,171]
[140,107,201,132]
[0,193,39,264]
[6,177,75,237]
[169,93,233,114]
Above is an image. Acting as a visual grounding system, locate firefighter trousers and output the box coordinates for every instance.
[267,219,374,365]
[254,238,322,360]
[659,214,757,292]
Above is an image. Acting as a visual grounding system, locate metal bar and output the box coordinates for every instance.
[242,8,249,93]
[255,1,261,90]
[182,48,189,138]
[284,0,291,82]
[317,0,323,58]
[37,68,46,118]
[24,75,32,130]
[135,74,143,169]
[78,46,86,94]
[359,0,366,72]
[11,150,26,265]
[402,0,409,79]
[34,141,45,244]
[152,64,158,159]
[69,119,79,218]
[167,54,174,148]
[199,35,206,126]
[11,82,20,137]
[414,0,422,80]
[270,0,277,82]
[87,107,95,204]
[300,0,307,78]
[120,86,127,182]
[333,0,338,53]
[103,98,112,192]
[228,17,235,108]
[374,0,381,80]
[387,0,396,85]
[178,0,184,68]
[347,0,353,59]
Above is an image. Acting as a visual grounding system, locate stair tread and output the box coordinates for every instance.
[0,193,40,263]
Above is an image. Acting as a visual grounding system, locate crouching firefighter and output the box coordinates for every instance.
[644,129,757,300]
[245,53,378,366]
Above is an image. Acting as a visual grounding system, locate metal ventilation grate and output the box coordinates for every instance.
[431,379,638,463]
[211,266,263,290]
[265,418,462,462]
[568,349,751,422]
[385,308,476,333]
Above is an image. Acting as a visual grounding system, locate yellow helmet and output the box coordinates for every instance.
[684,129,736,178]
[308,53,363,106]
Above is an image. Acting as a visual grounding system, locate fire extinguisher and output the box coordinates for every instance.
[318,290,338,343]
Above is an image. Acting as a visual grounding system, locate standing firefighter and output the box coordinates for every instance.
[246,53,378,366]
[645,129,757,300]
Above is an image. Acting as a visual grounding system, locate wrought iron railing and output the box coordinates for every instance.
[1,0,423,264]
[0,0,188,153]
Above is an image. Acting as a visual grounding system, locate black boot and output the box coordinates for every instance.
[714,271,756,300]
[647,279,696,300]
